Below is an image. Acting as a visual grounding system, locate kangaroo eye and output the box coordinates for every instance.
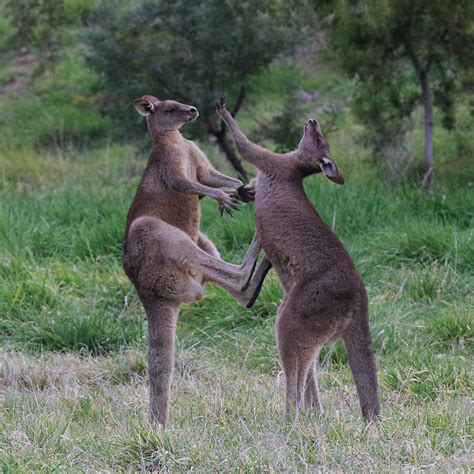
[164,108,176,113]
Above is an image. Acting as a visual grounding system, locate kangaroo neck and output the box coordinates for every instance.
[150,128,182,145]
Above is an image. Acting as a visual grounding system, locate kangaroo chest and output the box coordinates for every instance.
[134,150,201,241]
[255,175,349,287]
[254,178,303,287]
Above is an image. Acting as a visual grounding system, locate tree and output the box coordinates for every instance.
[328,0,474,190]
[3,0,96,71]
[4,0,68,70]
[86,0,297,179]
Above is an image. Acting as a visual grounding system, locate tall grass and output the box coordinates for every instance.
[1,141,471,367]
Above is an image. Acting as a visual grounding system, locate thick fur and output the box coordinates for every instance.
[217,99,380,421]
[123,96,261,425]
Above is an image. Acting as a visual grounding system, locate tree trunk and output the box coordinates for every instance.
[420,70,434,192]
[213,130,248,181]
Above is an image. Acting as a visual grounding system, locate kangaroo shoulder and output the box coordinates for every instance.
[186,139,204,157]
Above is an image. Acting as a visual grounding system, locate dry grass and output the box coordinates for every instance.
[1,347,472,472]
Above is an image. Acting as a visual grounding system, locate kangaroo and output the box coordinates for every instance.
[217,96,380,421]
[123,95,265,425]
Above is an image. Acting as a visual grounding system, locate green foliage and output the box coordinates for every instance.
[257,93,306,152]
[327,0,474,182]
[2,0,100,57]
[85,0,298,141]
[249,65,351,153]
[4,0,69,68]
[64,0,98,22]
[0,53,106,149]
[248,67,305,151]
[383,353,471,401]
[0,1,107,150]
[0,2,14,51]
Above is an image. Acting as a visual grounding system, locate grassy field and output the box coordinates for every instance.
[1,46,473,470]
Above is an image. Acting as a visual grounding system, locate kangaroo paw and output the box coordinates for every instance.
[216,92,227,110]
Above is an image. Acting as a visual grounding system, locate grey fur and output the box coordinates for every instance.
[123,95,263,424]
[217,99,381,421]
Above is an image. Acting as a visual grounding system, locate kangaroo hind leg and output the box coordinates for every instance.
[276,301,319,417]
[304,354,324,415]
[176,231,264,306]
[342,318,381,421]
[144,298,180,425]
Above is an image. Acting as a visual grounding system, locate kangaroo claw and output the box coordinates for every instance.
[216,92,227,110]
[237,185,255,203]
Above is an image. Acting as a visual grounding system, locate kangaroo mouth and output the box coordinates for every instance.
[305,119,317,131]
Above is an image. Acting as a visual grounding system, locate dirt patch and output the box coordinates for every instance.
[2,47,39,95]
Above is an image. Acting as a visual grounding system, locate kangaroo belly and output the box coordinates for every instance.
[157,194,200,241]
[254,178,357,285]
[255,185,311,279]
[126,191,201,244]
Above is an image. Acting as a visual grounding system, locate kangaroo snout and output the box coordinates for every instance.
[305,119,318,130]
[186,107,199,122]
[306,119,319,129]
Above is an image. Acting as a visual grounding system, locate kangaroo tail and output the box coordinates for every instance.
[342,316,381,421]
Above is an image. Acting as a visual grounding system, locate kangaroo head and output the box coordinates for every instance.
[134,95,199,134]
[297,119,344,185]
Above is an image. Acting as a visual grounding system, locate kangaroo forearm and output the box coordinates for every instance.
[167,178,221,199]
[219,109,255,159]
[200,171,242,189]
[219,108,272,168]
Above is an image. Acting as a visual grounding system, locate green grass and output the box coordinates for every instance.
[1,136,472,469]
[1,42,473,470]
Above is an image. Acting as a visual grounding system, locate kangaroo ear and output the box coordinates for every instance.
[134,97,155,116]
[321,157,345,185]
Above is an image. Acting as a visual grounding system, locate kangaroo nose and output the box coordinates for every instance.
[308,119,317,125]
[190,107,198,114]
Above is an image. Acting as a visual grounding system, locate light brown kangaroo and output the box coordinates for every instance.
[123,95,264,425]
[217,96,381,421]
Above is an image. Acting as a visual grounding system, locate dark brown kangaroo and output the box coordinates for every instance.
[123,95,263,425]
[217,97,380,421]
